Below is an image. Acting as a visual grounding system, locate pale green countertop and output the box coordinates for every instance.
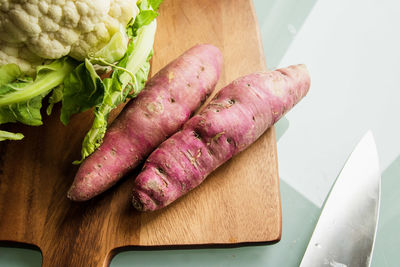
[1,0,399,266]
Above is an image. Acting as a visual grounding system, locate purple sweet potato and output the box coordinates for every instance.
[132,64,311,211]
[68,44,223,201]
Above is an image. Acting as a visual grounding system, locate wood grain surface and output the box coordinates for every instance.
[0,0,282,266]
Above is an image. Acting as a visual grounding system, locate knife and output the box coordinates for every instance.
[300,131,381,267]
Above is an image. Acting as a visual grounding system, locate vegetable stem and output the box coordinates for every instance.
[0,130,24,141]
[0,59,76,107]
[75,20,157,163]
[89,57,137,82]
[120,20,157,88]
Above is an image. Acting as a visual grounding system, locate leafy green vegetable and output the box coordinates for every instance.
[127,0,160,37]
[46,85,63,116]
[0,64,22,86]
[60,59,105,124]
[0,94,44,126]
[0,58,76,106]
[91,26,129,65]
[0,0,163,165]
[69,0,160,163]
[0,58,76,127]
[132,10,159,31]
[75,19,156,164]
[149,0,163,11]
[0,130,24,141]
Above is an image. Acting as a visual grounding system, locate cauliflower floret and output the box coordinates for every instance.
[0,0,138,73]
[0,42,44,74]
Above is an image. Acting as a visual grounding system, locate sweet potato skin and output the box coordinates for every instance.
[132,64,310,211]
[68,44,223,201]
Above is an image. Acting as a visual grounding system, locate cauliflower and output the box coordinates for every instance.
[0,0,139,73]
[0,0,161,158]
[0,42,44,73]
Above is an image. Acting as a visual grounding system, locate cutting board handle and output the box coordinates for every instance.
[41,248,114,267]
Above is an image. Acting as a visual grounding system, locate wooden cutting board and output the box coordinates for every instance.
[0,0,282,266]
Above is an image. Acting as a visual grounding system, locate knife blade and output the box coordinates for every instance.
[300,131,381,267]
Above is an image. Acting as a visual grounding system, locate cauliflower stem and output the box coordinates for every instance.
[0,130,24,141]
[0,58,77,139]
[75,19,156,164]
[0,58,76,106]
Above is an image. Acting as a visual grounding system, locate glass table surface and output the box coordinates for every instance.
[1,0,399,266]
